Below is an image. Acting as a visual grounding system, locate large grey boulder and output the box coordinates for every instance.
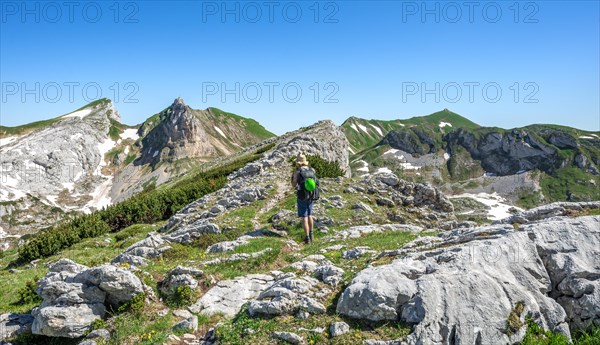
[32,304,106,338]
[248,274,328,317]
[32,259,144,338]
[189,274,276,317]
[74,264,144,306]
[337,216,600,344]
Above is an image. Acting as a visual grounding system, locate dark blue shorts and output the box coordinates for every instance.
[297,198,314,218]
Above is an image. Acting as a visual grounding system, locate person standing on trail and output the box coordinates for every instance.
[291,153,319,244]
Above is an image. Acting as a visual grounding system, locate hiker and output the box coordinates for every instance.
[291,153,319,244]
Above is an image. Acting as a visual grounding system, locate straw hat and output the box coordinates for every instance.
[296,153,309,166]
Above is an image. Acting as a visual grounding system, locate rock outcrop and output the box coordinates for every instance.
[337,215,600,343]
[31,259,144,338]
[137,98,273,167]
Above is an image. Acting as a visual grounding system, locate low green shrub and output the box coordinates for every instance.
[16,277,41,305]
[306,154,346,178]
[117,292,146,317]
[16,151,259,263]
[166,285,195,308]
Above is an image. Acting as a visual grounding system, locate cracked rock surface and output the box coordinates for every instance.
[337,216,600,344]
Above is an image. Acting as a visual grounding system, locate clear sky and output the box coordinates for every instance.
[1,0,598,134]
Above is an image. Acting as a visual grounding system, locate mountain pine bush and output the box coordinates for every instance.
[306,154,346,178]
[16,151,261,264]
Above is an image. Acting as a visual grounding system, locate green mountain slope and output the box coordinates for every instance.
[341,109,479,154]
[344,110,600,205]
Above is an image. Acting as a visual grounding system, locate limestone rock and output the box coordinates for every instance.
[189,274,275,317]
[272,331,304,344]
[329,321,350,337]
[337,216,600,344]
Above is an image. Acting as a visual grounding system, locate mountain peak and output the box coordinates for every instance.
[173,97,186,107]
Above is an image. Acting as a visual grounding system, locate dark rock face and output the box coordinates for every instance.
[137,98,271,168]
[138,98,213,166]
[381,128,437,156]
[548,132,579,149]
[445,129,563,176]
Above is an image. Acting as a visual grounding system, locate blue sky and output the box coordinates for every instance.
[1,0,598,134]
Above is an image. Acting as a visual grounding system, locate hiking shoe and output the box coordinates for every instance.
[309,231,314,243]
[304,236,310,245]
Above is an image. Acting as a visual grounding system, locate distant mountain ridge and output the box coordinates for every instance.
[341,109,600,206]
[0,98,274,245]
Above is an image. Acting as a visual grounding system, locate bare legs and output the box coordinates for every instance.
[302,216,314,243]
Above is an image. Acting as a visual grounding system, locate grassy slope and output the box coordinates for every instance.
[342,109,481,154]
[208,107,275,140]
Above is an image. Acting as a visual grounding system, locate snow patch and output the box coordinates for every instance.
[214,126,228,139]
[357,123,369,134]
[153,150,159,158]
[120,128,139,140]
[0,136,18,147]
[62,108,93,119]
[376,167,392,174]
[82,177,113,213]
[579,135,596,140]
[439,122,452,128]
[62,182,75,191]
[444,153,450,160]
[369,124,383,136]
[124,146,130,155]
[399,162,420,170]
[350,124,358,132]
[46,195,59,206]
[348,147,355,154]
[450,193,522,221]
[94,138,116,175]
[356,160,369,173]
[2,174,19,188]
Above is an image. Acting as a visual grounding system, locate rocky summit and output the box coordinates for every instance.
[0,98,273,248]
[0,108,599,345]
